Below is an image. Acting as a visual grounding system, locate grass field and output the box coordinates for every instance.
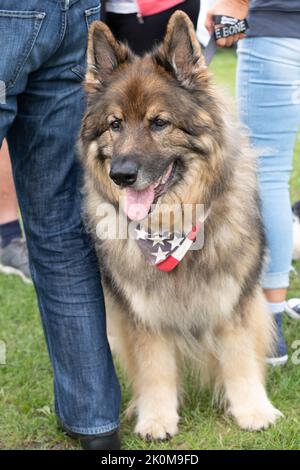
[0,49,300,450]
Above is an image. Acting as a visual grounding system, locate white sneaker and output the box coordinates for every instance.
[285,298,300,321]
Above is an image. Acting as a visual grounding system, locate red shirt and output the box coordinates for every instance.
[136,0,185,17]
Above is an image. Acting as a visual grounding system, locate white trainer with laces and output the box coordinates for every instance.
[285,298,300,321]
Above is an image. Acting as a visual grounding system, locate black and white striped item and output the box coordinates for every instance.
[213,15,248,40]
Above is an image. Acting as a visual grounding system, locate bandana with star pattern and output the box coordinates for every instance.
[132,222,203,272]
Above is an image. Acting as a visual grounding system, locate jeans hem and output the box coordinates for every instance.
[58,415,120,436]
[261,271,290,289]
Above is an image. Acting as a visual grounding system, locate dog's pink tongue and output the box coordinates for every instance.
[124,185,155,221]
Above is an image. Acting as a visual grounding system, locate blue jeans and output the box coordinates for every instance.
[237,37,300,289]
[0,0,121,434]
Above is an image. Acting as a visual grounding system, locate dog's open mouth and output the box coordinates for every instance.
[124,162,175,221]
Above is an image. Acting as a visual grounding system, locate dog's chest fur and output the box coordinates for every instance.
[97,231,241,333]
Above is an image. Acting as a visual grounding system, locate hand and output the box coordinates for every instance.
[205,0,249,47]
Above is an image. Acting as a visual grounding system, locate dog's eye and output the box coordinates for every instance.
[110,119,122,131]
[150,118,169,131]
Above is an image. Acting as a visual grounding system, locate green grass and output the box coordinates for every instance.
[1,49,300,450]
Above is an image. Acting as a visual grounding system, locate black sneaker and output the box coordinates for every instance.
[59,421,121,450]
[266,313,288,366]
[79,429,121,450]
[285,298,300,321]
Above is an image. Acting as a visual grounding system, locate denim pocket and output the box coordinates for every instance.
[70,4,101,82]
[71,64,86,82]
[0,10,46,90]
[85,3,101,30]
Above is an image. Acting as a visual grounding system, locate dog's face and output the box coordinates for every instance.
[80,12,228,221]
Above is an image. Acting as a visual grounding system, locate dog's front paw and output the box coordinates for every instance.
[135,413,179,441]
[231,403,283,431]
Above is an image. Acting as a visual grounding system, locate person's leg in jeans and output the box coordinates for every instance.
[0,0,121,442]
[237,37,300,364]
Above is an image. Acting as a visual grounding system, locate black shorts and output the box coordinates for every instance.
[105,0,201,56]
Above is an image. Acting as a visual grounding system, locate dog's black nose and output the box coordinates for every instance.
[109,159,139,186]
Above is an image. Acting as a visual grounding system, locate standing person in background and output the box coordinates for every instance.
[0,141,31,283]
[104,0,200,55]
[235,0,300,365]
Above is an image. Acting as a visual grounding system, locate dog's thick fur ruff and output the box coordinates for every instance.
[79,12,282,439]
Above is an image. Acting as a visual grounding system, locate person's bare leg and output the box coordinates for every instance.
[264,288,287,303]
[0,141,31,282]
[0,141,19,224]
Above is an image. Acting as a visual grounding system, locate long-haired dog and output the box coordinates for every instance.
[79,12,282,440]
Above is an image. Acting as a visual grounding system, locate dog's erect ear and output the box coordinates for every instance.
[86,21,132,92]
[154,11,206,86]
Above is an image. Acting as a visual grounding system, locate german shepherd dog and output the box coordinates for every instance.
[79,12,282,440]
